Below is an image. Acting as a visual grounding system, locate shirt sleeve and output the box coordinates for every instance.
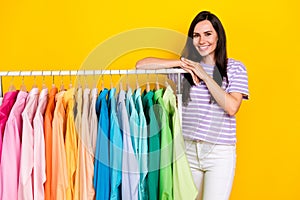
[225,60,249,100]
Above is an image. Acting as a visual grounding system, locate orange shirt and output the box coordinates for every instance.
[51,91,68,200]
[44,87,57,200]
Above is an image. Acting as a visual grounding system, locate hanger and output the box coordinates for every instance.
[165,73,169,88]
[69,71,73,89]
[136,71,139,89]
[146,72,150,92]
[110,70,113,89]
[126,69,130,91]
[20,75,27,92]
[31,71,38,89]
[101,69,104,91]
[42,71,47,89]
[92,70,97,89]
[155,69,160,90]
[59,71,64,91]
[76,70,82,89]
[52,74,56,89]
[119,70,123,91]
[8,75,16,92]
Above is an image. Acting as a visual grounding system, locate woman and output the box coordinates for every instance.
[136,11,249,200]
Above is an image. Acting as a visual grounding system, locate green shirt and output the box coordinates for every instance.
[163,86,198,200]
[154,88,173,200]
[142,90,160,200]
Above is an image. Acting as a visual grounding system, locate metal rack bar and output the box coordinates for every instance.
[0,69,187,97]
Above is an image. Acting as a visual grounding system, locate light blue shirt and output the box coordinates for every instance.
[134,88,148,200]
[117,89,139,200]
[108,88,123,200]
[94,89,110,200]
[126,88,139,156]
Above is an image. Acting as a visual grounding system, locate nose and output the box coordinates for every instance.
[198,36,205,44]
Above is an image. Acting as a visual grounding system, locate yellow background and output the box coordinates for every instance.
[1,0,300,199]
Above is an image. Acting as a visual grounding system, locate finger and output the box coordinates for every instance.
[181,57,197,66]
[182,67,200,85]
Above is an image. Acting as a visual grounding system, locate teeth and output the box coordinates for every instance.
[198,46,208,50]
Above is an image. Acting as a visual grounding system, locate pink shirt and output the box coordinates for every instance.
[0,91,28,200]
[0,90,18,162]
[33,88,48,200]
[18,87,39,200]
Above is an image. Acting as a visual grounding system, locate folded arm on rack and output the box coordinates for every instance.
[135,57,183,69]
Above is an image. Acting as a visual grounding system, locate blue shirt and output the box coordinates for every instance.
[94,89,110,200]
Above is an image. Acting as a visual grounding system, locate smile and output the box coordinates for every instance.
[197,45,209,51]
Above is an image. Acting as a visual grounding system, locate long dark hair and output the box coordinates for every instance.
[181,11,228,105]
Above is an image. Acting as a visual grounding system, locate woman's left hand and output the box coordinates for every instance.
[180,57,208,85]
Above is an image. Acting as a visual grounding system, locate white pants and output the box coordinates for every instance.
[185,140,236,200]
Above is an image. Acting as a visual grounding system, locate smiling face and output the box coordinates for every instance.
[193,20,218,63]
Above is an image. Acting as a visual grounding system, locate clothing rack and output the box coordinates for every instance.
[0,69,187,123]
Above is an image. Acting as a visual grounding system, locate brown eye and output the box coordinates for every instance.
[193,33,200,38]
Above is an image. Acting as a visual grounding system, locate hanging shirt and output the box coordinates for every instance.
[94,89,110,200]
[142,90,160,200]
[126,88,139,156]
[33,88,48,200]
[18,87,39,200]
[109,88,123,200]
[63,88,78,200]
[88,87,98,198]
[133,88,148,200]
[88,87,98,156]
[74,87,83,200]
[0,90,18,198]
[0,91,28,200]
[44,87,57,200]
[154,88,173,200]
[163,86,198,200]
[78,88,95,200]
[0,90,18,162]
[51,91,68,200]
[118,89,139,200]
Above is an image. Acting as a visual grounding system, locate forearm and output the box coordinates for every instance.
[202,74,242,116]
[136,57,182,69]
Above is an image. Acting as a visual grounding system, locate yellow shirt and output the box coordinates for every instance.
[63,88,78,200]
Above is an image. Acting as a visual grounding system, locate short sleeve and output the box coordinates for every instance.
[225,59,249,100]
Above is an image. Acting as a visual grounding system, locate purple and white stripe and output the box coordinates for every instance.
[170,58,249,145]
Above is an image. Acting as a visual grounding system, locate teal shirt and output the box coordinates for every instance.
[126,88,139,156]
[142,90,160,200]
[163,86,198,200]
[108,88,123,200]
[154,88,173,200]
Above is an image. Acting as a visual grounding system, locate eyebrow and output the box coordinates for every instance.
[193,30,213,34]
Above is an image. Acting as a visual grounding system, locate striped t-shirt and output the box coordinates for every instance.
[170,58,249,145]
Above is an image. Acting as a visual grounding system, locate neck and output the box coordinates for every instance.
[201,55,216,66]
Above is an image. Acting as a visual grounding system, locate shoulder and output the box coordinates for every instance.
[227,58,247,74]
